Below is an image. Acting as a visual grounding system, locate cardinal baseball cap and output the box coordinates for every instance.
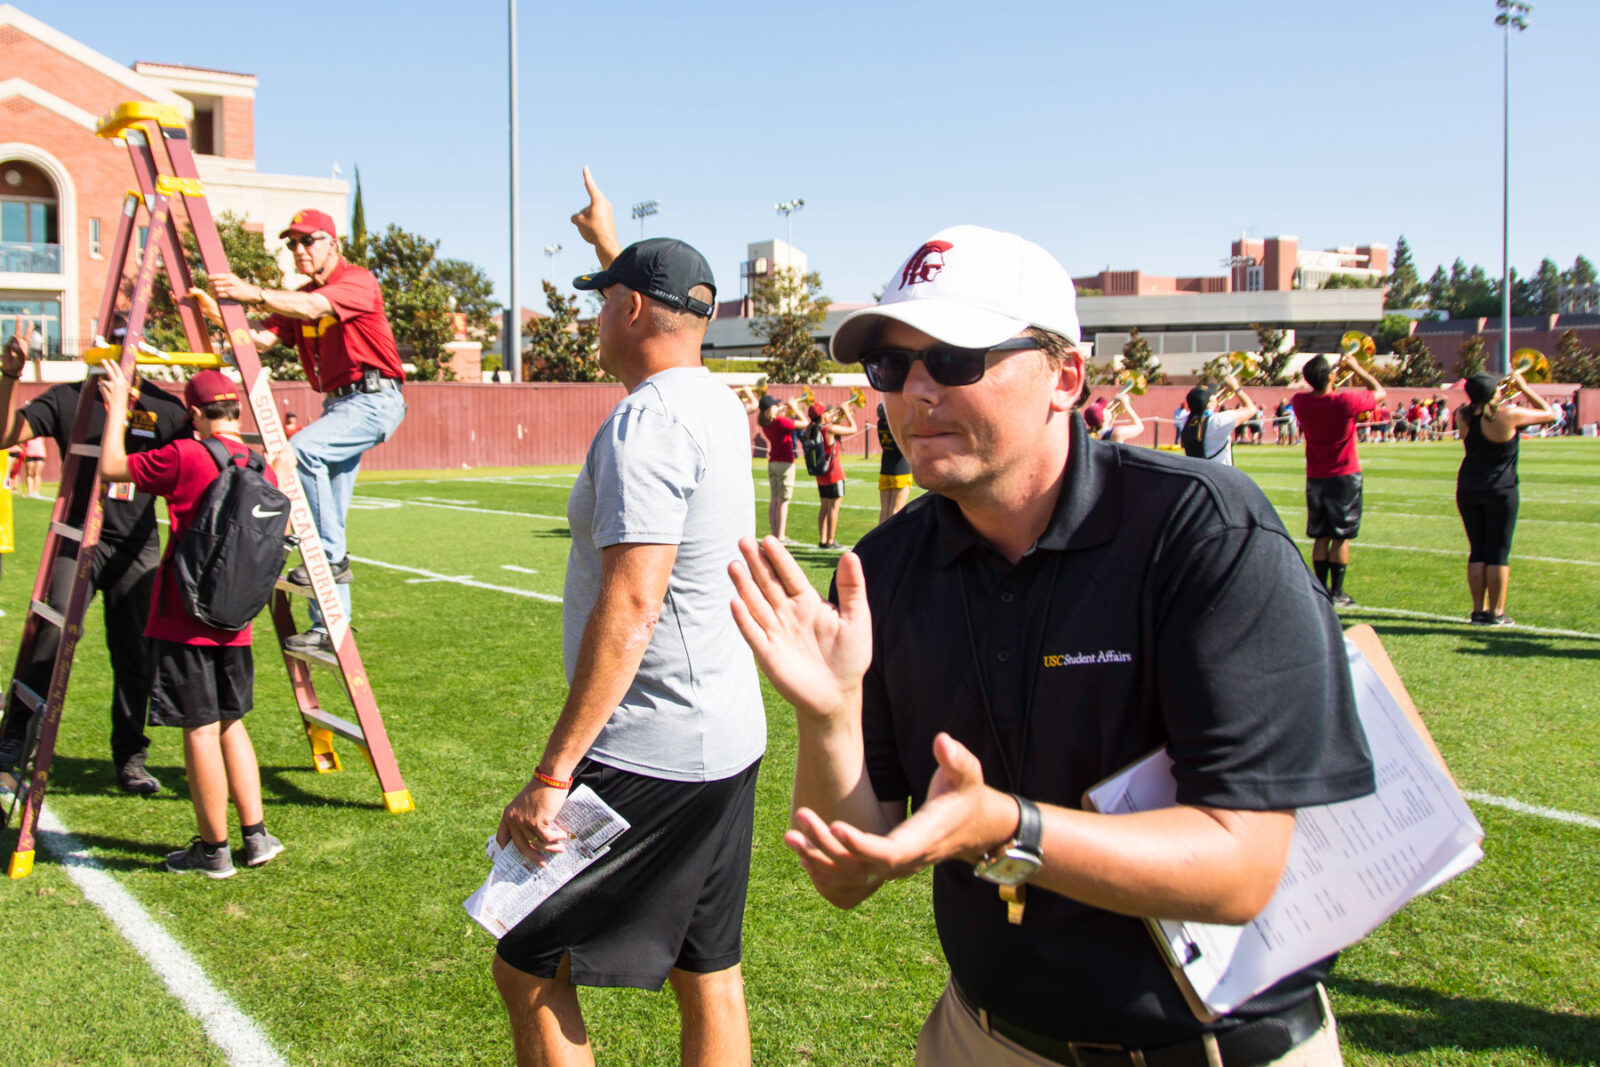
[830,225,1082,364]
[185,370,240,408]
[280,208,338,241]
[573,238,717,318]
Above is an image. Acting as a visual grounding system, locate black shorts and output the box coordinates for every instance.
[496,757,760,990]
[147,640,254,729]
[1305,474,1363,541]
[818,481,844,500]
[1457,487,1518,565]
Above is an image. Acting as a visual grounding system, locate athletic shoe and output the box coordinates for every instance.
[286,557,353,586]
[1490,614,1516,627]
[283,629,334,655]
[116,751,162,795]
[1331,592,1356,607]
[779,536,802,547]
[1469,611,1492,625]
[166,837,235,879]
[0,735,24,772]
[242,830,284,868]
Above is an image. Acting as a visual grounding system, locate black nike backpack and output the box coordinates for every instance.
[171,438,294,630]
[801,423,832,477]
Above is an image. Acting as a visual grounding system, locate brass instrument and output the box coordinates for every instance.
[1103,366,1151,421]
[1332,331,1376,388]
[822,387,868,423]
[1212,352,1259,404]
[1486,348,1551,414]
[800,385,816,409]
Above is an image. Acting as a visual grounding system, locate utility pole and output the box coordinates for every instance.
[507,0,521,380]
[631,200,659,240]
[1495,0,1532,376]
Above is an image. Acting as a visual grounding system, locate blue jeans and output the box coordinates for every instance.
[292,386,406,628]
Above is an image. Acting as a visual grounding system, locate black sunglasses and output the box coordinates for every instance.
[857,337,1040,392]
[285,233,325,250]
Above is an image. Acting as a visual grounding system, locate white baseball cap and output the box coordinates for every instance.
[830,225,1082,364]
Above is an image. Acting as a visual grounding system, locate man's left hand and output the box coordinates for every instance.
[97,357,133,409]
[786,733,1018,882]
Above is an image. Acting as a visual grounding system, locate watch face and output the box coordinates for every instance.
[974,848,1041,887]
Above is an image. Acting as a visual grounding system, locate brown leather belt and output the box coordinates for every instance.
[951,979,1326,1067]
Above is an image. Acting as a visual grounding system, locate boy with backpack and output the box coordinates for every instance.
[99,363,294,878]
[802,401,858,549]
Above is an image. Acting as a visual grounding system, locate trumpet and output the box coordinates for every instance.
[821,387,868,423]
[1103,367,1151,420]
[1212,352,1259,404]
[730,375,769,398]
[1331,331,1376,388]
[1486,349,1551,414]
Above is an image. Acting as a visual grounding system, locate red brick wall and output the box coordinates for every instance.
[220,96,253,160]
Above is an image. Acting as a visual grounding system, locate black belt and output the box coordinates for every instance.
[328,370,402,399]
[951,979,1325,1067]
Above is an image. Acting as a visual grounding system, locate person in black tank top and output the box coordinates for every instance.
[1453,371,1557,626]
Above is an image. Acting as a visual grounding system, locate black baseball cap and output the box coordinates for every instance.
[573,238,717,318]
[1186,385,1213,414]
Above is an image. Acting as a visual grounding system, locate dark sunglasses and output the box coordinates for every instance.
[285,233,325,250]
[858,337,1039,392]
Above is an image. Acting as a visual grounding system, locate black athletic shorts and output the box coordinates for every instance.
[496,757,761,990]
[148,640,254,729]
[818,481,844,500]
[1457,487,1519,565]
[1305,474,1364,541]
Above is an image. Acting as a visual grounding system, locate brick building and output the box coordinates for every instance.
[0,4,344,358]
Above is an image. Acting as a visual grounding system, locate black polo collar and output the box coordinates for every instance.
[932,414,1123,567]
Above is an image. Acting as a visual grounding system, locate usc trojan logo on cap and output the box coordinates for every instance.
[899,241,954,289]
[293,210,311,225]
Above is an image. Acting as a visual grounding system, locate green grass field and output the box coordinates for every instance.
[2,438,1597,1066]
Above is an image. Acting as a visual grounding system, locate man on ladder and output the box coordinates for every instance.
[0,318,189,793]
[195,208,406,655]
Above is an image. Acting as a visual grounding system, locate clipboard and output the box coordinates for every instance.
[1083,624,1482,1022]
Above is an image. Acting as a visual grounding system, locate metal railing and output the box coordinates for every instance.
[0,242,62,273]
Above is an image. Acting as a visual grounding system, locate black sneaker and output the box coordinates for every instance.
[166,837,235,879]
[1469,611,1492,625]
[116,751,162,795]
[283,629,334,655]
[0,735,24,772]
[242,830,284,868]
[1331,592,1356,607]
[286,557,353,586]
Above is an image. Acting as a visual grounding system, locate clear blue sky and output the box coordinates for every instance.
[45,0,1600,310]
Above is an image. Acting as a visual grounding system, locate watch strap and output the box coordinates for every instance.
[1012,795,1042,856]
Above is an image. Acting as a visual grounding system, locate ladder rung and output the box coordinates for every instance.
[282,644,338,668]
[241,433,263,446]
[68,443,101,458]
[274,578,314,599]
[49,522,83,543]
[300,706,368,748]
[28,601,64,629]
[9,681,45,716]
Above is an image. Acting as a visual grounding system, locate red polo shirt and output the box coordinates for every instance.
[762,416,797,463]
[265,260,402,393]
[126,435,279,646]
[1291,390,1377,478]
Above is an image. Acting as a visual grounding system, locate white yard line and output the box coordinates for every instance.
[36,804,289,1067]
[1463,792,1600,831]
[1287,536,1599,569]
[1340,605,1600,641]
[348,556,562,603]
[351,496,566,522]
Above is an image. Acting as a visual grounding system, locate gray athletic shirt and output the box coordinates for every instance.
[564,366,765,782]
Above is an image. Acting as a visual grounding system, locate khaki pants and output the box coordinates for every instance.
[915,980,1344,1067]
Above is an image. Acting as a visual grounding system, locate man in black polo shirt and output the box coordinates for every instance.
[0,327,191,793]
[730,225,1375,1066]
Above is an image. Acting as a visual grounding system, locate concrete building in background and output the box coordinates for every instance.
[0,4,344,359]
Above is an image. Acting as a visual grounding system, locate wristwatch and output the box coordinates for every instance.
[973,794,1043,887]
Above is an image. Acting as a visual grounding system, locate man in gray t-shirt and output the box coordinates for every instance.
[493,169,764,1067]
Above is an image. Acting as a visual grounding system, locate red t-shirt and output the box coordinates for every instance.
[1291,390,1377,478]
[265,260,403,392]
[126,435,279,646]
[762,416,797,463]
[817,431,845,487]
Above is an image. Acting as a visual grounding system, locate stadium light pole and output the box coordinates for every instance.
[631,200,659,239]
[507,0,521,380]
[774,198,805,249]
[1495,0,1531,377]
[543,243,562,283]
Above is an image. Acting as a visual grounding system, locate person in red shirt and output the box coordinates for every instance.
[736,387,806,543]
[1290,354,1386,606]
[199,209,406,655]
[806,401,858,549]
[99,364,295,879]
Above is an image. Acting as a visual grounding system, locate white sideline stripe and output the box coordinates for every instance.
[1463,791,1600,831]
[353,496,567,522]
[502,565,539,574]
[1343,605,1600,641]
[349,556,562,603]
[1288,535,1599,568]
[35,804,289,1067]
[1265,499,1600,529]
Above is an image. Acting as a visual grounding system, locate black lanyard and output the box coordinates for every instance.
[955,549,1063,795]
